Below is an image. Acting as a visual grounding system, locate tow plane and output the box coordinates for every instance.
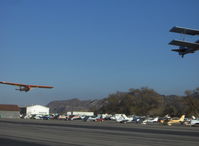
[0,81,54,92]
[169,26,199,57]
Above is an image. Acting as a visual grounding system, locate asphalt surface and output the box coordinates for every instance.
[0,119,199,146]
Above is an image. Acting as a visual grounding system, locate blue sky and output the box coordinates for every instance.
[0,0,199,105]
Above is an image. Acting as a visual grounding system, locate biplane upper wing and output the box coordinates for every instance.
[170,26,199,35]
[0,81,27,87]
[169,40,199,50]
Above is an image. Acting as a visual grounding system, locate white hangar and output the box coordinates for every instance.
[21,105,49,117]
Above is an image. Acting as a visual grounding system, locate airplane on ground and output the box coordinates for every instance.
[162,115,185,126]
[142,117,159,124]
[83,115,104,122]
[112,114,133,123]
[169,26,199,58]
[189,118,199,126]
[0,81,54,92]
[184,116,199,127]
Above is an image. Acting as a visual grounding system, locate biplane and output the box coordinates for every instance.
[169,26,199,57]
[0,81,54,92]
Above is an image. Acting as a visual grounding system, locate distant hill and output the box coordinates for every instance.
[47,98,103,113]
[47,87,199,116]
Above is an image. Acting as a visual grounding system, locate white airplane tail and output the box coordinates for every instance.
[153,117,159,122]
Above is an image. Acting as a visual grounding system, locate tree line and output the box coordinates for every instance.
[93,87,199,117]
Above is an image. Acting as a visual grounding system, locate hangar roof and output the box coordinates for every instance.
[0,104,20,111]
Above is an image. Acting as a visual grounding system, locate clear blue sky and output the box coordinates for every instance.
[0,0,199,105]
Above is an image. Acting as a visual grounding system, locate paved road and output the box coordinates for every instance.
[0,119,199,146]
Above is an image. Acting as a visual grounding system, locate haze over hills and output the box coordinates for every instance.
[47,98,103,113]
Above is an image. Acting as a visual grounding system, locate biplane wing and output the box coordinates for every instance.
[171,49,186,52]
[170,26,199,35]
[169,40,199,50]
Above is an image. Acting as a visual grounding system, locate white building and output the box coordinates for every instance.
[24,105,49,117]
[66,111,94,116]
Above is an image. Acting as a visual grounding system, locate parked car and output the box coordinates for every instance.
[40,115,50,120]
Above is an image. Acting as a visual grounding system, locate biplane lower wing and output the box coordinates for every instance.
[171,49,186,52]
[169,40,199,50]
[170,26,199,35]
